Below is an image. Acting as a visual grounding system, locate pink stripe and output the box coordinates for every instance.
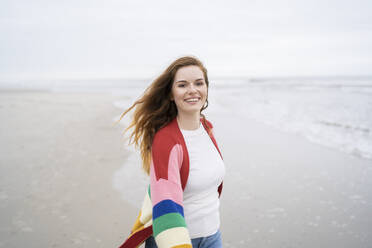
[150,144,184,206]
[166,144,183,183]
[151,179,183,206]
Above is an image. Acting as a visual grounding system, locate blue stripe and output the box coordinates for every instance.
[153,199,184,219]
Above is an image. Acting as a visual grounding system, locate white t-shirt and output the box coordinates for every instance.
[180,124,225,239]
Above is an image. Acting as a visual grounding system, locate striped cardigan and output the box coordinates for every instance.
[119,117,223,248]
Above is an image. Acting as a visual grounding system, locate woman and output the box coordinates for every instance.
[118,56,225,248]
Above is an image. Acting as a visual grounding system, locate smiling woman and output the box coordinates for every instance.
[117,56,225,248]
[171,66,208,127]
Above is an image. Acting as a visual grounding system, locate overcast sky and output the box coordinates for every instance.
[1,0,371,80]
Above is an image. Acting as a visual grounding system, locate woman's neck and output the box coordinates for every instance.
[176,113,201,130]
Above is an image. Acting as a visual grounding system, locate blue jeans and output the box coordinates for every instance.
[145,230,222,248]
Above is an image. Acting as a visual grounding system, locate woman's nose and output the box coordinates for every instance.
[188,84,197,92]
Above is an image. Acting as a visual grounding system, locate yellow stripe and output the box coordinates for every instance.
[131,210,144,233]
[155,227,191,248]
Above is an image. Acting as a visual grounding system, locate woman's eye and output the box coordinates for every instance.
[196,81,204,86]
[178,84,186,88]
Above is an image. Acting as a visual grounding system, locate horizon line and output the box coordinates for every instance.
[1,74,372,82]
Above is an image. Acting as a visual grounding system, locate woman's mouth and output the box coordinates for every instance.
[184,97,200,104]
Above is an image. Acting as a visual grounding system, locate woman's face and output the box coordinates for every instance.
[171,65,208,116]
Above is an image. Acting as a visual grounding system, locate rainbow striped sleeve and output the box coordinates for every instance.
[150,141,192,248]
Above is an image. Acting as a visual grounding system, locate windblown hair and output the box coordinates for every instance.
[118,56,210,174]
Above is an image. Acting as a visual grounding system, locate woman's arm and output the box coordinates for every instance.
[150,136,192,248]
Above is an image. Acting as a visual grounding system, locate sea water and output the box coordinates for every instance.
[209,77,372,160]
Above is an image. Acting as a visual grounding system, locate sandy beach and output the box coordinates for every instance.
[0,90,371,248]
[0,91,137,247]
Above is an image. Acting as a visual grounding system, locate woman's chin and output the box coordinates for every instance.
[178,108,203,116]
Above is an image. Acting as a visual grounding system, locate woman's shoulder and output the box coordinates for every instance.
[151,119,185,178]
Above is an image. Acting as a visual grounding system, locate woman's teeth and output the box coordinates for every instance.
[185,98,199,102]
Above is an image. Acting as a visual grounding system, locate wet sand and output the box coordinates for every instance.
[0,91,136,247]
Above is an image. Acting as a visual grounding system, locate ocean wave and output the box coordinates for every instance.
[317,121,370,134]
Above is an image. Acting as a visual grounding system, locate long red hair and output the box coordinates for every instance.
[118,56,210,174]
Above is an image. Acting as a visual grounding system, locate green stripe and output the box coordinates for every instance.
[147,185,151,199]
[153,212,187,237]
